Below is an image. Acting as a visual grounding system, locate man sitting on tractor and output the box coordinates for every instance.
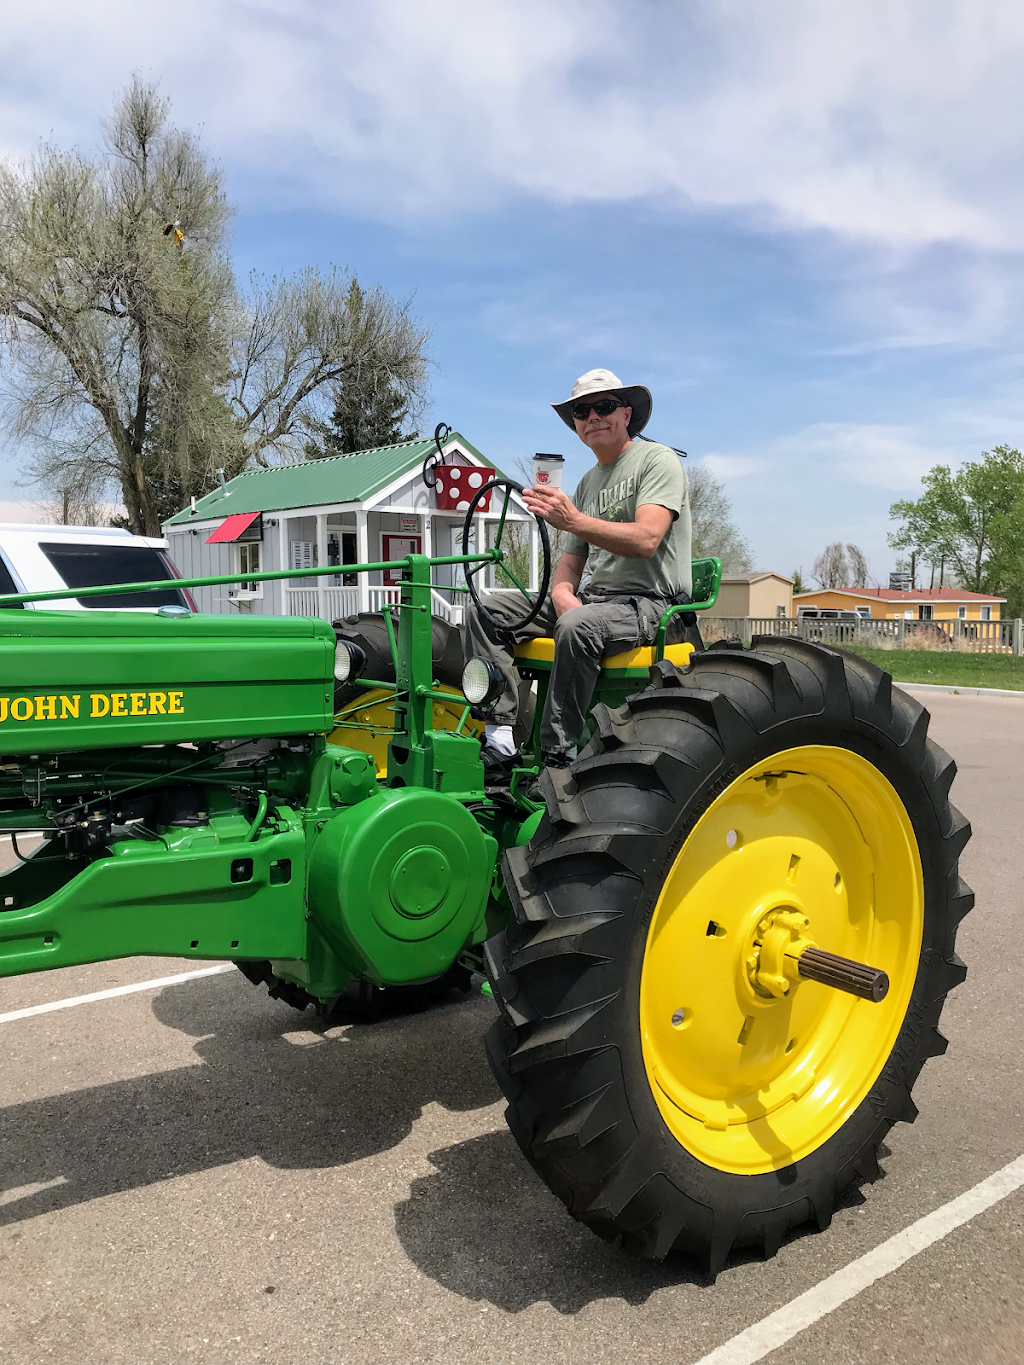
[463,367,692,774]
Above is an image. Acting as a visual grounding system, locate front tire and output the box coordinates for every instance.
[485,638,972,1271]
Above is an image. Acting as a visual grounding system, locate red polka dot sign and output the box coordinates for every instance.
[434,465,496,513]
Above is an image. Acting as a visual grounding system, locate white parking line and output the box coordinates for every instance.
[692,1152,1024,1365]
[0,963,235,1023]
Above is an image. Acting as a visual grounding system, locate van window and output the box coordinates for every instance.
[39,543,186,609]
[0,554,24,608]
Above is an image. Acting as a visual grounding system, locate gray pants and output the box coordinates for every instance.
[462,589,669,756]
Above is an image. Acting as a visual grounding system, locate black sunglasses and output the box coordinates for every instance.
[571,397,629,421]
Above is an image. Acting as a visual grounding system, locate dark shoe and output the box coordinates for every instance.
[481,746,519,784]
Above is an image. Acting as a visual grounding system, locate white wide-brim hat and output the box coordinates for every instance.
[552,368,653,438]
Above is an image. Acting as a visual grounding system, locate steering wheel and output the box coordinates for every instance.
[461,479,551,634]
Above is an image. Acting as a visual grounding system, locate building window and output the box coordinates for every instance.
[981,605,992,621]
[918,604,933,620]
[958,605,966,619]
[239,542,261,593]
[777,604,786,616]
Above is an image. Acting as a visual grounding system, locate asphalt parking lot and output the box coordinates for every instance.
[2,688,1022,1365]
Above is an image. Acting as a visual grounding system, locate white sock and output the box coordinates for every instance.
[484,723,516,755]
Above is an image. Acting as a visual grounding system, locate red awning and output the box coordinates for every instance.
[206,511,261,543]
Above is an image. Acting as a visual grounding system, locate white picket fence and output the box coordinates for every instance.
[704,615,1024,656]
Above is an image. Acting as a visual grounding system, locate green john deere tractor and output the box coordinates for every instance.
[0,480,971,1273]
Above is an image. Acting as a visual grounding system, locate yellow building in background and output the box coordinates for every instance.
[793,587,1003,621]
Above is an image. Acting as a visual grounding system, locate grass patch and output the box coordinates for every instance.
[846,647,1024,691]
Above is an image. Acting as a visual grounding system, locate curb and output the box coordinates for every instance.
[898,682,1024,699]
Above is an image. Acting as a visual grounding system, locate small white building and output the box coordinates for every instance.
[162,432,538,626]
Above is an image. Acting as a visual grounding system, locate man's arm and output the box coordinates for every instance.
[550,550,587,616]
[523,486,673,559]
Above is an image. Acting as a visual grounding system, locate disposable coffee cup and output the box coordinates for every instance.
[532,453,564,489]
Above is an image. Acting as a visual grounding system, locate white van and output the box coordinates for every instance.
[0,525,194,612]
[796,606,873,620]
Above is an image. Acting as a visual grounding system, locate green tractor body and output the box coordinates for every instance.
[0,500,971,1273]
[0,562,502,997]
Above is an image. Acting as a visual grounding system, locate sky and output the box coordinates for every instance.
[3,0,1024,582]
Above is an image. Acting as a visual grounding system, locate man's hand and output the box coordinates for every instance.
[522,485,580,534]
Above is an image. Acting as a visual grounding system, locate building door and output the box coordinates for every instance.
[381,535,422,584]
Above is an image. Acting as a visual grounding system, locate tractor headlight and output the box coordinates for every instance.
[461,656,503,707]
[334,639,367,684]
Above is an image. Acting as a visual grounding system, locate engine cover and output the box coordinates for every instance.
[0,610,336,756]
[307,787,496,984]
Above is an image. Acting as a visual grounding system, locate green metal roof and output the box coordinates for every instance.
[163,432,494,526]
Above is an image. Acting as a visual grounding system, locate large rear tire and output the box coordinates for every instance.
[485,638,972,1271]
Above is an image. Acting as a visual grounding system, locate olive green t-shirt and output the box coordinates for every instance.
[565,440,692,598]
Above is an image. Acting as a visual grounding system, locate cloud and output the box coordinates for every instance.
[700,454,768,481]
[3,0,1024,250]
[705,421,960,491]
[782,423,957,490]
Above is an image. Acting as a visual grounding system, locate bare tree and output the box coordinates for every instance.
[30,422,111,525]
[846,543,870,586]
[812,542,870,588]
[812,542,849,587]
[688,464,753,573]
[1,80,430,534]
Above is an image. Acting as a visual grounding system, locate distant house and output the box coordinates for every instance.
[162,432,537,624]
[793,587,1004,622]
[705,572,794,618]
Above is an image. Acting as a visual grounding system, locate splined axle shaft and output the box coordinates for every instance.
[797,945,890,1002]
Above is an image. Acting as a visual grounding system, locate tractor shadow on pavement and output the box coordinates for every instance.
[1,969,500,1227]
[394,1128,696,1312]
[393,1129,875,1312]
[4,967,877,1311]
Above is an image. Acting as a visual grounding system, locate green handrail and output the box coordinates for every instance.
[653,556,723,660]
[0,550,499,609]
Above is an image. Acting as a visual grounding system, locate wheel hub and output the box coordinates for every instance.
[746,907,814,998]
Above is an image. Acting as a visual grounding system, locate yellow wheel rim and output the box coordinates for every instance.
[328,686,484,777]
[639,745,923,1175]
